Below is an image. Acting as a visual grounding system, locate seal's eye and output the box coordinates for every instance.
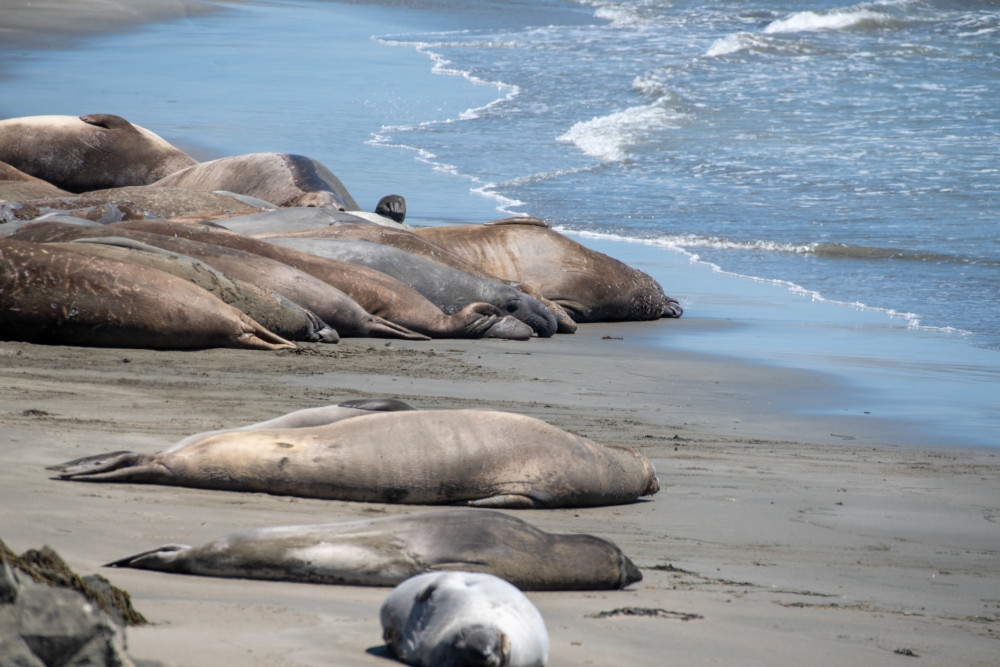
[505,300,519,313]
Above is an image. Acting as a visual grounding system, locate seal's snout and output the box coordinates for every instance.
[452,626,509,667]
[663,298,683,318]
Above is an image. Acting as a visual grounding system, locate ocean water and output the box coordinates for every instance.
[0,0,997,445]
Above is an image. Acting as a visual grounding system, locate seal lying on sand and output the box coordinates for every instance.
[11,222,426,341]
[381,571,549,667]
[47,237,338,343]
[107,509,641,591]
[267,237,558,337]
[260,224,579,333]
[105,220,508,339]
[417,218,683,322]
[0,114,197,193]
[151,153,360,210]
[50,409,659,508]
[0,238,294,350]
[160,398,417,455]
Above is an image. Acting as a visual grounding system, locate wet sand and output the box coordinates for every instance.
[1,326,998,667]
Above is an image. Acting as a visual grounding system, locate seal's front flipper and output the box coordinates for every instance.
[105,544,191,571]
[366,315,431,341]
[46,451,150,476]
[461,494,539,510]
[340,398,417,412]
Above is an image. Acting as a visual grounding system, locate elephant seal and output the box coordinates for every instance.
[160,398,416,454]
[77,186,261,219]
[375,194,406,223]
[417,219,684,322]
[0,238,294,350]
[47,237,338,343]
[0,114,197,193]
[208,208,375,236]
[103,220,506,339]
[266,238,558,337]
[1,160,74,200]
[50,409,659,508]
[381,571,549,667]
[151,153,360,210]
[10,222,426,341]
[258,224,578,333]
[106,509,641,591]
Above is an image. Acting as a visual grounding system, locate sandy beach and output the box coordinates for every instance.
[2,1,999,666]
[2,326,998,666]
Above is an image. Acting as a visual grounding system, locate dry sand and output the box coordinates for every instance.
[2,320,998,667]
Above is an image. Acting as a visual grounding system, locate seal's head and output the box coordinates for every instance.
[375,195,406,224]
[503,292,558,338]
[437,625,511,667]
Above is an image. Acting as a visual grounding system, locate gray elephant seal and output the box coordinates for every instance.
[258,224,579,333]
[381,571,549,667]
[46,237,338,343]
[0,238,294,351]
[103,220,507,339]
[107,509,641,591]
[11,222,427,341]
[50,409,659,508]
[417,219,683,322]
[266,237,558,337]
[151,153,360,210]
[0,114,197,193]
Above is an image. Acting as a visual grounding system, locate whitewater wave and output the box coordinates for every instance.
[552,227,969,334]
[763,4,900,34]
[557,98,685,161]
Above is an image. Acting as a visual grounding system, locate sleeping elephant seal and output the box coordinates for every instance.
[46,237,338,343]
[10,222,427,341]
[417,218,684,322]
[381,571,549,667]
[151,153,360,210]
[160,397,416,454]
[50,409,659,508]
[266,237,558,337]
[258,224,579,333]
[106,509,641,591]
[104,220,507,339]
[0,238,294,350]
[0,115,197,193]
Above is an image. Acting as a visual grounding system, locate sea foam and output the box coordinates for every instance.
[557,100,684,162]
[764,7,893,34]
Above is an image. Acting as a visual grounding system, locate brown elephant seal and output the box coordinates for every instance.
[78,186,261,219]
[381,571,549,667]
[104,220,506,339]
[47,237,338,343]
[258,224,579,333]
[1,160,74,201]
[160,398,416,455]
[107,509,641,591]
[10,222,426,341]
[51,409,659,508]
[0,238,294,350]
[151,153,360,210]
[417,219,684,322]
[0,115,197,193]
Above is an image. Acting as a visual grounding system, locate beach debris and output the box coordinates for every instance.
[587,607,703,621]
[894,648,919,657]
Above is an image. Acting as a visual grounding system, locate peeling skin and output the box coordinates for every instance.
[52,409,659,508]
[417,220,683,322]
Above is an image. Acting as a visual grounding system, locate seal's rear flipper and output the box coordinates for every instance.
[461,494,539,510]
[46,451,149,476]
[340,398,417,412]
[105,544,191,570]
